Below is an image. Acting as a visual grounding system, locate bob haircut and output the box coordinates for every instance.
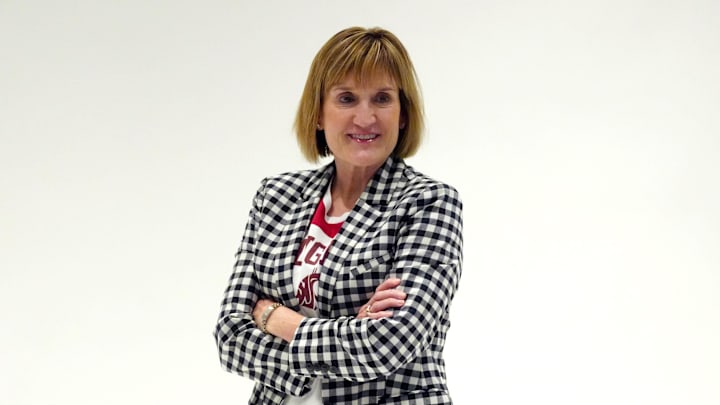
[294,27,425,163]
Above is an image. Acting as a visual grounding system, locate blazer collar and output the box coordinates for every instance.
[359,157,408,206]
[303,157,408,206]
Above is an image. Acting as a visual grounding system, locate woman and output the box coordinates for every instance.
[214,26,463,404]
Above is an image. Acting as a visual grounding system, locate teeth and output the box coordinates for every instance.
[351,134,378,140]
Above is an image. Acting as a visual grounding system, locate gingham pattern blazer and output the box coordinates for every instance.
[214,157,463,404]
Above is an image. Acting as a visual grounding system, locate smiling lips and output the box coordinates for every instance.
[349,133,379,141]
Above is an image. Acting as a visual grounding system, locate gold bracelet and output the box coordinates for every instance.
[260,302,282,334]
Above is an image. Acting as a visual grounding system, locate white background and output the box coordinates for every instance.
[1,1,718,404]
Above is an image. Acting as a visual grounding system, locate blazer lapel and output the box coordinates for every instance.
[316,158,408,316]
[273,164,335,309]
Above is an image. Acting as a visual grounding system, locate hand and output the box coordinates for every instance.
[357,278,406,320]
[253,298,277,327]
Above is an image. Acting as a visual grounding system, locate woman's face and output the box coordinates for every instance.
[320,72,404,175]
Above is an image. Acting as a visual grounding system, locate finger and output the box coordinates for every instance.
[370,288,407,302]
[369,310,395,320]
[359,302,378,319]
[374,277,402,293]
[367,297,405,313]
[358,297,403,319]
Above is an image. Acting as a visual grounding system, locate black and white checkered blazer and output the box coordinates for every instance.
[214,157,463,404]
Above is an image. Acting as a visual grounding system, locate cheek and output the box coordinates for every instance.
[323,110,350,129]
[383,109,403,128]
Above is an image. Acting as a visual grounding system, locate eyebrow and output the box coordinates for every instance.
[329,86,398,92]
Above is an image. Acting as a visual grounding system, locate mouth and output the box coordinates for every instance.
[348,133,380,142]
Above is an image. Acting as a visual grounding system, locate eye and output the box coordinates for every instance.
[374,92,392,104]
[337,93,356,104]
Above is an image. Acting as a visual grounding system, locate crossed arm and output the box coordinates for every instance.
[214,181,463,392]
[252,277,407,342]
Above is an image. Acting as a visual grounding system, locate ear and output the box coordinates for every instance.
[399,113,406,129]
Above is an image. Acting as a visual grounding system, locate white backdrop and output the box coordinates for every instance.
[1,1,718,404]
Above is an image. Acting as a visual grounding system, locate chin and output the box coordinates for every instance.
[354,152,391,165]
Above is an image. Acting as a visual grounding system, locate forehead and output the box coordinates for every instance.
[328,71,398,91]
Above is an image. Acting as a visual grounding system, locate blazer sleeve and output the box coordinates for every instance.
[213,180,312,396]
[287,183,463,382]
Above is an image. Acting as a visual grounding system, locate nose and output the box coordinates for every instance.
[353,102,376,127]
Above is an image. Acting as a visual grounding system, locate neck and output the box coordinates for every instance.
[329,161,382,216]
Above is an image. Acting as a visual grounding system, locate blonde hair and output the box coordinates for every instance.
[294,27,424,162]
